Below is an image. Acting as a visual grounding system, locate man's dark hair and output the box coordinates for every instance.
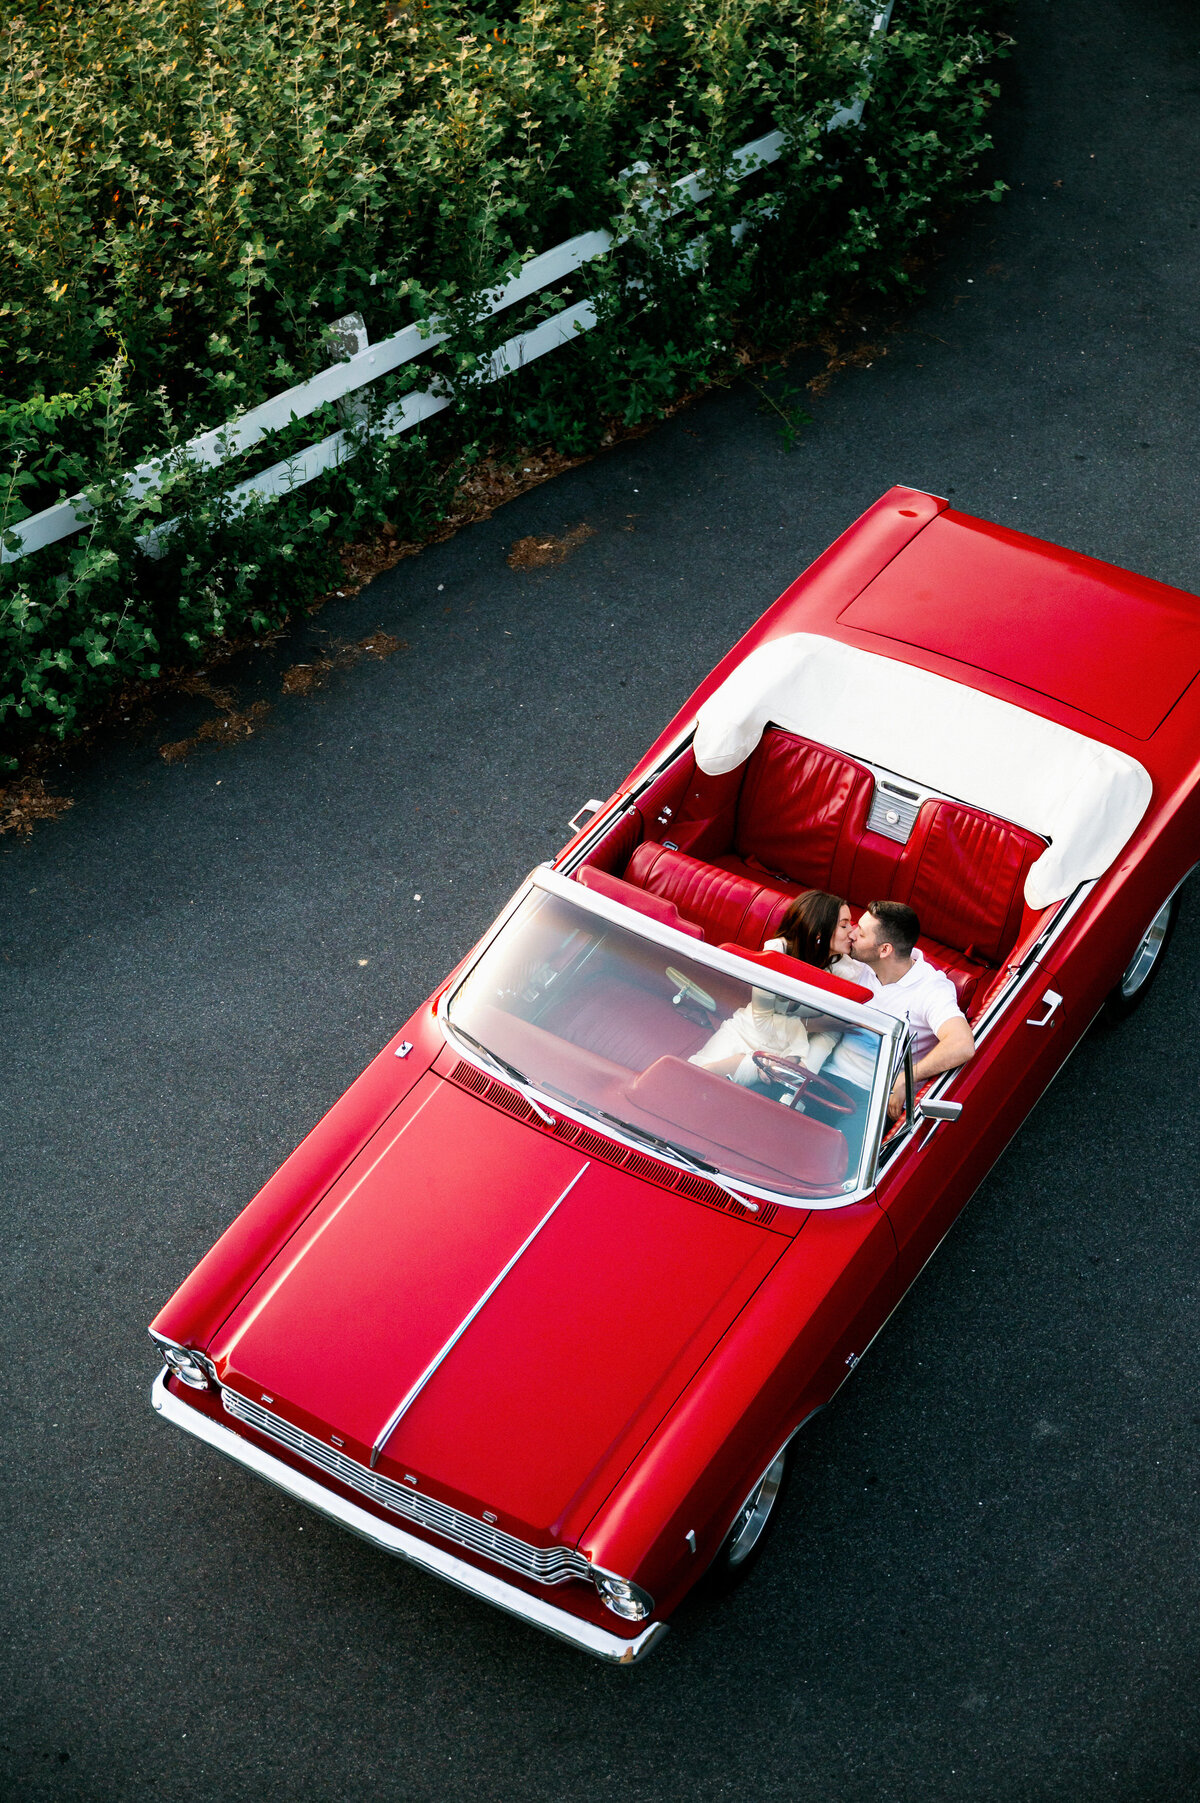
[867,899,919,959]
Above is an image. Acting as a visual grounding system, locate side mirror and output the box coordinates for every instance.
[920,1098,963,1123]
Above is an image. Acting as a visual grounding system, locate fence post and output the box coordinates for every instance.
[330,314,371,431]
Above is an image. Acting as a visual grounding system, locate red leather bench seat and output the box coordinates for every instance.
[576,863,703,938]
[625,838,996,1007]
[911,939,989,1014]
[890,799,1043,968]
[724,729,874,893]
[571,719,1046,1016]
[617,800,1043,1018]
[885,799,1044,1011]
[626,841,793,950]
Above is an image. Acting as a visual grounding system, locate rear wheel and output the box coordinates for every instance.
[1102,892,1180,1024]
[704,1448,791,1593]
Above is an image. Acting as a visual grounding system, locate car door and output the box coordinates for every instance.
[872,933,1095,1294]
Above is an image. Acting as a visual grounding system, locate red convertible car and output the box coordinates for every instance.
[149,487,1200,1662]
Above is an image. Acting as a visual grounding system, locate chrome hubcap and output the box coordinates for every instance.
[1120,898,1173,998]
[727,1451,787,1567]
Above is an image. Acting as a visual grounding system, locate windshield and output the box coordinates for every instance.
[444,886,887,1200]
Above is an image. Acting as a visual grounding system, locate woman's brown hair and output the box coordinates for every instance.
[777,890,845,969]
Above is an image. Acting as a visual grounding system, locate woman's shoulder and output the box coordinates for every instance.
[831,955,878,988]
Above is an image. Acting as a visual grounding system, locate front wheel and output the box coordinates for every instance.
[704,1448,790,1594]
[1102,891,1180,1024]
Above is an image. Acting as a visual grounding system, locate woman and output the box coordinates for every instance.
[690,890,867,1086]
[773,890,860,977]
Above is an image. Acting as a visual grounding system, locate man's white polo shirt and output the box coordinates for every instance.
[825,948,965,1090]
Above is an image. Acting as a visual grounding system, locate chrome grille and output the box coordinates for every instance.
[221,1388,590,1586]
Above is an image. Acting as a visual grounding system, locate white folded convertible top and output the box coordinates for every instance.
[693,633,1152,909]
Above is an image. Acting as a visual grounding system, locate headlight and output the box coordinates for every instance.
[592,1570,654,1622]
[159,1342,213,1391]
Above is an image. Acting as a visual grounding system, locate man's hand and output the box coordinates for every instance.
[887,1077,906,1123]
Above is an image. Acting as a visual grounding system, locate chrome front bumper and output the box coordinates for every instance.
[151,1371,668,1666]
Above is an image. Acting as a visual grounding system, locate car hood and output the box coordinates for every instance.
[211,1072,784,1545]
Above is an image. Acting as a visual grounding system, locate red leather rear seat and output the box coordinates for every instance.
[890,802,1044,1013]
[626,841,793,948]
[913,938,988,1014]
[892,800,1044,968]
[576,863,703,937]
[607,714,1047,1017]
[725,729,874,892]
[623,800,1043,1019]
[621,728,873,951]
[627,844,983,1010]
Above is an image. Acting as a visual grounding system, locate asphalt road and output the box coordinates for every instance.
[4,1,1200,1798]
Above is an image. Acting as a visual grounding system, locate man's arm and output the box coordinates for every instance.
[887,1016,975,1120]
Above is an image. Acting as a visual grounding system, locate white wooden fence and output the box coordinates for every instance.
[1,2,893,568]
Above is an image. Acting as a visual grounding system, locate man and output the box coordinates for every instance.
[815,900,975,1163]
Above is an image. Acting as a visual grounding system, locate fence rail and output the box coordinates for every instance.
[1,2,893,568]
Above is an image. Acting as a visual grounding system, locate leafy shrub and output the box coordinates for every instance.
[0,0,1008,758]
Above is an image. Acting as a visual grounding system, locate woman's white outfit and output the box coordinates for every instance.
[690,941,874,1087]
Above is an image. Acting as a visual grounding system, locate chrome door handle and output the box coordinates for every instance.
[567,799,604,835]
[1026,988,1062,1027]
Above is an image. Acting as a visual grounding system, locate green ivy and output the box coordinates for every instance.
[0,0,1009,759]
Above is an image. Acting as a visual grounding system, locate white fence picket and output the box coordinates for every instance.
[138,297,598,552]
[2,2,893,568]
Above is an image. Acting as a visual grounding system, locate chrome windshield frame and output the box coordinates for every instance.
[439,864,905,1209]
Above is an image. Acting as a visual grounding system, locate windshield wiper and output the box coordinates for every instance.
[454,1047,757,1213]
[585,1109,759,1213]
[446,1023,557,1127]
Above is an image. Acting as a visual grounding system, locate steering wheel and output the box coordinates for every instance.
[751,1052,856,1115]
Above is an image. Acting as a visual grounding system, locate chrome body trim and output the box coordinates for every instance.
[531,864,898,1034]
[369,1162,591,1466]
[1023,877,1097,967]
[218,1385,590,1582]
[559,729,696,873]
[565,800,638,870]
[438,863,903,1209]
[153,1373,666,1664]
[967,880,1096,1048]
